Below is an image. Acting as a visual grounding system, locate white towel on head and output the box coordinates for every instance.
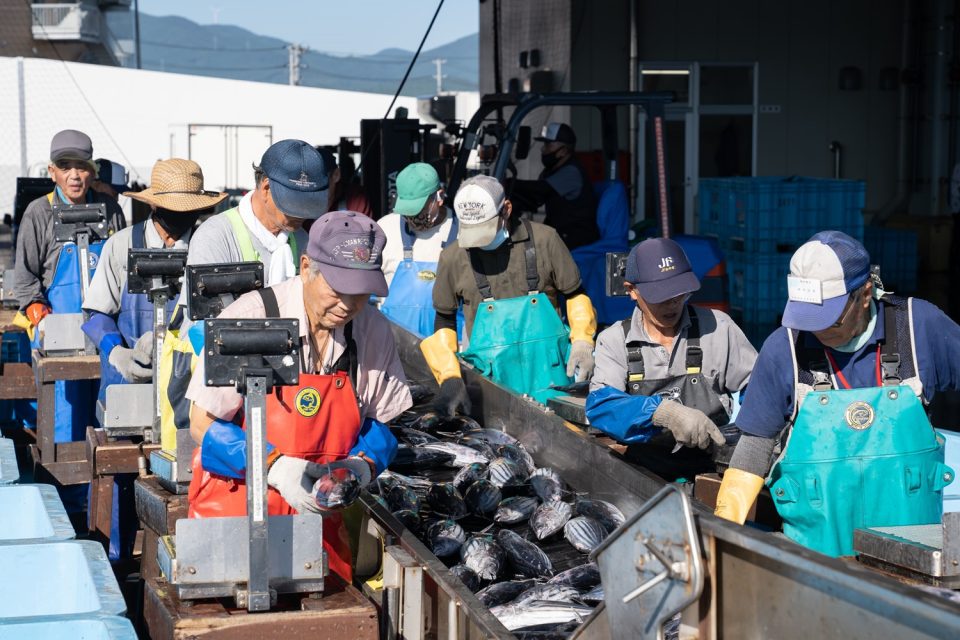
[238,192,296,285]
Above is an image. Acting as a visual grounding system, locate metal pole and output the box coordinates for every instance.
[433,58,446,94]
[134,0,142,70]
[17,57,27,177]
[149,278,168,444]
[244,374,270,612]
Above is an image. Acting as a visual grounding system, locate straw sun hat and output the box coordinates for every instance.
[125,158,227,212]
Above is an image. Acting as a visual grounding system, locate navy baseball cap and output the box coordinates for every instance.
[535,122,576,146]
[260,140,330,219]
[782,230,871,332]
[624,238,701,303]
[306,211,388,296]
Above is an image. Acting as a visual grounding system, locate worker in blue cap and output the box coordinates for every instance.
[586,237,756,480]
[715,231,959,557]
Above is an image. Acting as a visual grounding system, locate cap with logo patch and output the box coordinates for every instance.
[260,139,330,220]
[454,175,506,249]
[782,230,871,332]
[306,210,387,296]
[624,237,700,304]
[534,122,576,146]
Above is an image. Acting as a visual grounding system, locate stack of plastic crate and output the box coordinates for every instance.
[863,226,918,294]
[699,177,866,346]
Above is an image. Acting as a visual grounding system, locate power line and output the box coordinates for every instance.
[141,38,286,52]
[382,0,445,120]
[150,61,287,72]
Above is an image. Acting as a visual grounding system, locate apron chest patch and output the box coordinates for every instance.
[296,387,322,417]
[844,401,875,430]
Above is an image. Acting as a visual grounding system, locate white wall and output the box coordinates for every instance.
[0,56,421,216]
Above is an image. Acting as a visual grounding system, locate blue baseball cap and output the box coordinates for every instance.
[624,238,701,303]
[260,140,330,219]
[782,230,871,332]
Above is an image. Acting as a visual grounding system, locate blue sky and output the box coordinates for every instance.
[138,0,479,56]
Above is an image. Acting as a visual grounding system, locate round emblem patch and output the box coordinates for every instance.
[845,401,874,430]
[417,269,436,281]
[352,246,371,262]
[88,252,99,270]
[295,387,322,417]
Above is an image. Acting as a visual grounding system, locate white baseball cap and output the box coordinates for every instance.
[454,175,506,249]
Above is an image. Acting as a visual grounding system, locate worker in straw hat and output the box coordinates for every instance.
[82,158,226,395]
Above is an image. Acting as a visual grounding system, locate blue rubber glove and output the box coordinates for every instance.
[348,417,398,476]
[83,311,122,354]
[200,419,276,480]
[585,386,663,444]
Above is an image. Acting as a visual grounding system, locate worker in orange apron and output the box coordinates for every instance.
[184,209,412,582]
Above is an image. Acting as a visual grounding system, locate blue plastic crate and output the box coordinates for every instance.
[698,177,864,253]
[726,250,791,323]
[863,226,918,294]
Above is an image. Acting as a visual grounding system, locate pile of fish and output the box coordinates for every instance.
[376,400,628,638]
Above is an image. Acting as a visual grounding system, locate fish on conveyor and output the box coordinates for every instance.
[529,467,564,503]
[563,516,608,554]
[490,600,593,632]
[475,579,537,607]
[460,535,505,582]
[512,621,582,640]
[393,427,440,446]
[455,435,500,460]
[388,409,424,428]
[548,562,601,592]
[427,519,467,558]
[497,443,536,476]
[574,498,625,534]
[494,496,539,525]
[487,456,527,487]
[420,441,490,467]
[530,500,573,540]
[460,428,520,447]
[449,564,481,592]
[427,483,468,519]
[404,381,433,404]
[412,412,482,434]
[391,509,421,533]
[498,529,553,578]
[380,470,433,490]
[464,479,502,518]
[381,480,421,513]
[579,584,604,604]
[390,445,455,471]
[452,462,488,494]
[511,583,579,607]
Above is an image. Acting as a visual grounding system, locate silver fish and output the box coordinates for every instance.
[394,427,440,445]
[427,483,468,519]
[494,496,539,525]
[548,562,601,591]
[460,428,520,447]
[563,516,608,554]
[475,579,537,607]
[390,445,455,471]
[511,583,579,607]
[579,584,604,604]
[420,441,490,467]
[455,435,500,460]
[490,600,593,632]
[427,519,467,558]
[497,443,536,476]
[498,529,553,578]
[530,500,573,540]
[575,498,625,534]
[381,470,433,490]
[449,563,481,592]
[464,479,502,518]
[530,467,564,503]
[460,535,505,582]
[452,462,488,494]
[383,482,421,513]
[487,456,527,487]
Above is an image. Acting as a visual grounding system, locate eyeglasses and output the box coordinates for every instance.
[828,291,858,329]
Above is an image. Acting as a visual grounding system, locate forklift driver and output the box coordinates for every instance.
[185,211,412,582]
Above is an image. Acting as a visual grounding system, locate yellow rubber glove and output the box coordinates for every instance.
[714,468,765,525]
[420,328,461,385]
[12,311,35,342]
[565,293,597,344]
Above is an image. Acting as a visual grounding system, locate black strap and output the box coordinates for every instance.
[685,307,703,373]
[468,219,539,301]
[131,220,147,250]
[399,219,415,259]
[622,306,702,386]
[880,301,902,386]
[332,321,359,389]
[622,318,646,383]
[257,287,281,318]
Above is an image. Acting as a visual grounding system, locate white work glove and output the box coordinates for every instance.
[108,344,153,383]
[133,331,154,367]
[266,455,326,514]
[651,399,725,450]
[565,339,595,382]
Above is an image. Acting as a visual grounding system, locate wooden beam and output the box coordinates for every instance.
[32,353,100,383]
[0,363,36,399]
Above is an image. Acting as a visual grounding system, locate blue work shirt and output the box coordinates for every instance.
[737,298,960,439]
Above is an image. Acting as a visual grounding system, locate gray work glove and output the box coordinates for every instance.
[312,457,373,510]
[133,331,154,367]
[108,344,153,383]
[434,378,471,418]
[565,339,595,382]
[267,455,326,514]
[651,399,725,450]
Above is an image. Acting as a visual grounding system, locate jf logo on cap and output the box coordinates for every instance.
[306,210,388,297]
[454,175,506,249]
[260,139,331,220]
[783,230,871,332]
[624,238,701,303]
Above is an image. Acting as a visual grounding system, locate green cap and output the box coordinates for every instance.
[393,163,440,216]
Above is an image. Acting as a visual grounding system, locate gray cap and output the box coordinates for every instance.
[50,129,93,163]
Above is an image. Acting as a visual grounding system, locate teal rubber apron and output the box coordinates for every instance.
[768,307,954,557]
[459,220,572,404]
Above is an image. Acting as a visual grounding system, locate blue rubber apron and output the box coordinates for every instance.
[381,217,461,338]
[768,336,955,557]
[459,220,572,404]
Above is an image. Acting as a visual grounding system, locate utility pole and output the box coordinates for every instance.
[288,44,306,86]
[433,57,446,93]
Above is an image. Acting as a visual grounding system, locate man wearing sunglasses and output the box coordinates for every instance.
[715,230,960,558]
[585,238,756,480]
[379,163,458,337]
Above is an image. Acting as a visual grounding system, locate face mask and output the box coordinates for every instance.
[406,197,443,232]
[541,150,561,169]
[833,300,877,353]
[154,210,201,239]
[479,224,509,251]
